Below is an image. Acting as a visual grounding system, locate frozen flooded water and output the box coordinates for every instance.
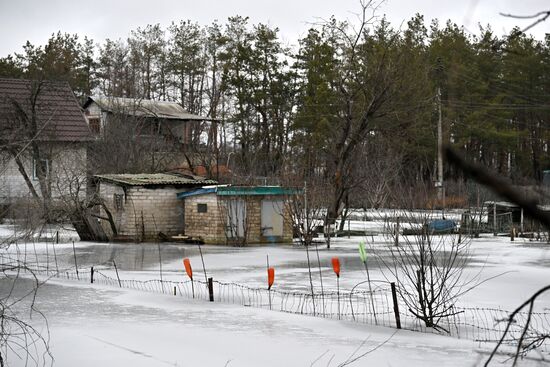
[5,230,550,310]
[3,222,550,366]
[6,236,475,295]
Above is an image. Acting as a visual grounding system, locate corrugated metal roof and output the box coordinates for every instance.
[95,173,217,187]
[85,96,219,121]
[484,201,520,208]
[177,185,301,199]
[0,78,93,142]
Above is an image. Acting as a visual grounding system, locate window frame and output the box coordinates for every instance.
[113,193,124,211]
[32,158,50,180]
[197,203,208,213]
[88,117,101,134]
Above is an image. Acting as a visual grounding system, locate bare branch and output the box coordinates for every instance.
[500,10,550,33]
[444,146,550,230]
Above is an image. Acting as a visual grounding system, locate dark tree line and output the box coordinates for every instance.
[1,9,549,219]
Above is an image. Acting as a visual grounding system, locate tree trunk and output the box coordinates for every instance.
[10,150,40,201]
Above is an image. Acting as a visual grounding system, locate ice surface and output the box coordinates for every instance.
[2,220,550,366]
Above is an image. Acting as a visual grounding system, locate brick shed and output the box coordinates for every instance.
[95,173,216,241]
[177,186,298,245]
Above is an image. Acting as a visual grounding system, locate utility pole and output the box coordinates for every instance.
[436,87,445,209]
[304,180,308,242]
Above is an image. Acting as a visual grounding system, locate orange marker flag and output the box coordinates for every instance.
[331,257,340,278]
[183,258,193,280]
[267,267,275,290]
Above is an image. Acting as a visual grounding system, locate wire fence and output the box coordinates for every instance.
[1,253,549,354]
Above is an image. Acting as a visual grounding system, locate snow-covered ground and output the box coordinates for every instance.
[2,276,488,367]
[2,220,550,366]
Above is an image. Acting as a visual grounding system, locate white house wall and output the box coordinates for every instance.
[0,143,88,205]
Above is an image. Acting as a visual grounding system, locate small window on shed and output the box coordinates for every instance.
[114,194,124,211]
[197,203,208,213]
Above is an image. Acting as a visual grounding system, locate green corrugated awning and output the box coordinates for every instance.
[217,186,301,196]
[176,186,301,199]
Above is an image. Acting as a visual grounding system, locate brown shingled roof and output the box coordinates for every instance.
[0,78,93,142]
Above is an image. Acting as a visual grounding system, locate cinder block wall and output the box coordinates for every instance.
[183,193,224,243]
[99,183,184,241]
[99,182,126,238]
[183,194,293,245]
[244,198,261,243]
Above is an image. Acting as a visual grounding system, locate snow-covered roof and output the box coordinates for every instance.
[84,96,219,121]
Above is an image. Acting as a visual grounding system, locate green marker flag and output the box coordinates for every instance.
[358,241,367,263]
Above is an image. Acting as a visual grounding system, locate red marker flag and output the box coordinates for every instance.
[331,257,341,278]
[183,258,193,280]
[267,267,275,290]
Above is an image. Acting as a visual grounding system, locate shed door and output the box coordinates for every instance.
[226,199,246,238]
[261,200,284,237]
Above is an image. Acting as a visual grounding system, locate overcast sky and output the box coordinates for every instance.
[0,0,548,57]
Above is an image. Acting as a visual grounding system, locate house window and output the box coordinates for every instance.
[197,203,208,213]
[32,159,50,180]
[114,194,124,211]
[88,117,100,134]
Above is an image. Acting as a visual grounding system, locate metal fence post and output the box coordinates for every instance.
[208,277,214,302]
[391,282,402,329]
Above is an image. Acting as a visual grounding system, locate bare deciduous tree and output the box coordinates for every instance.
[378,213,471,331]
[0,258,52,367]
[219,197,251,247]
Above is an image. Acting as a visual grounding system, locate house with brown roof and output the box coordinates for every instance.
[0,78,93,207]
[83,95,218,149]
[82,95,220,177]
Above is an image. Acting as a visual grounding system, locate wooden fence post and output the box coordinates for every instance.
[91,266,94,284]
[391,282,401,329]
[113,260,122,287]
[208,277,214,302]
[72,241,79,280]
